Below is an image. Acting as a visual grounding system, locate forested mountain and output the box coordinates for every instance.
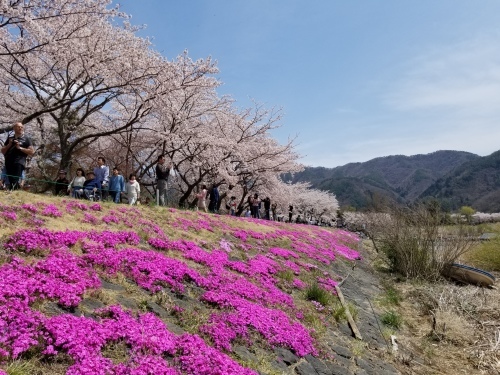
[287,150,498,211]
[420,150,500,212]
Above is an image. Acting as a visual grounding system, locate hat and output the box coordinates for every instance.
[58,170,66,174]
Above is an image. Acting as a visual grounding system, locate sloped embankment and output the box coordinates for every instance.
[0,193,400,375]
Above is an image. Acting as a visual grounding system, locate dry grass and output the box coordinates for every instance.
[389,281,500,375]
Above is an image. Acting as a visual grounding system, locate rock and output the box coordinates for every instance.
[296,361,319,375]
[165,322,185,335]
[275,347,299,365]
[147,301,169,319]
[115,295,138,310]
[234,345,258,364]
[325,361,354,375]
[330,345,353,360]
[42,301,66,316]
[80,298,105,311]
[305,355,333,375]
[100,279,126,292]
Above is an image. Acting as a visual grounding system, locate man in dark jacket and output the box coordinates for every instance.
[74,171,101,200]
[263,197,271,220]
[54,170,69,196]
[156,155,172,206]
[1,122,35,190]
[208,185,219,213]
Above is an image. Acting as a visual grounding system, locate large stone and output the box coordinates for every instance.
[325,361,354,375]
[305,355,333,375]
[330,345,353,360]
[80,298,105,311]
[147,301,169,319]
[234,345,258,364]
[275,347,299,365]
[115,295,138,310]
[295,361,319,375]
[100,279,126,292]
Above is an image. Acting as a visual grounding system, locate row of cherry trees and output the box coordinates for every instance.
[0,0,338,220]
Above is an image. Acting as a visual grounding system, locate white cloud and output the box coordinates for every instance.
[386,34,500,115]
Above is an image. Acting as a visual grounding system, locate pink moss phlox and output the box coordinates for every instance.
[4,229,86,253]
[219,239,232,253]
[247,255,280,276]
[90,203,102,211]
[232,229,248,242]
[269,247,299,259]
[65,201,89,212]
[102,211,121,224]
[41,204,62,217]
[317,277,338,292]
[21,203,38,213]
[284,260,301,274]
[292,278,307,290]
[43,305,254,374]
[0,300,43,359]
[87,230,140,247]
[200,297,316,357]
[84,246,203,293]
[333,243,361,260]
[83,212,98,224]
[174,334,257,375]
[2,211,17,221]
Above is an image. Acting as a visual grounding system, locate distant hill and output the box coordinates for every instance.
[288,150,488,211]
[420,150,500,212]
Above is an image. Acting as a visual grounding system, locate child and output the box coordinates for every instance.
[125,174,140,205]
[108,167,125,203]
[229,196,237,216]
[196,184,207,212]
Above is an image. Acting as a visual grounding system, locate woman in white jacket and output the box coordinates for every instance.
[125,174,140,205]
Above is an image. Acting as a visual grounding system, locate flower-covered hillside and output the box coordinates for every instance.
[0,193,364,375]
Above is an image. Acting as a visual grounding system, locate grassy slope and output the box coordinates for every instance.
[2,192,498,375]
[0,192,364,375]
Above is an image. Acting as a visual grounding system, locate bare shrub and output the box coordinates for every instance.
[367,203,474,280]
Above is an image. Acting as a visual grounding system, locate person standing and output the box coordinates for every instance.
[263,197,271,220]
[251,193,261,219]
[125,174,140,205]
[196,184,208,212]
[1,122,34,190]
[108,167,125,203]
[93,157,109,200]
[288,205,294,223]
[229,196,237,216]
[271,202,277,221]
[208,184,219,213]
[156,155,172,206]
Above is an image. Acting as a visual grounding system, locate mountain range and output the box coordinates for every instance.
[288,150,500,213]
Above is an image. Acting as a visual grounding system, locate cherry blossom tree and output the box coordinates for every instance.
[0,3,167,175]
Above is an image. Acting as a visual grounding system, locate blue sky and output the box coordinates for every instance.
[116,0,500,168]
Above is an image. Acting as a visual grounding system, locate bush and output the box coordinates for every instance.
[367,203,474,280]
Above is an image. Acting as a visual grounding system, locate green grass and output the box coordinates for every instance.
[378,285,402,307]
[276,269,294,282]
[305,283,330,306]
[463,238,500,271]
[5,360,38,375]
[380,311,403,329]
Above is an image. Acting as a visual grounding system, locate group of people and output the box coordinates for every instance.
[55,158,141,205]
[1,124,292,219]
